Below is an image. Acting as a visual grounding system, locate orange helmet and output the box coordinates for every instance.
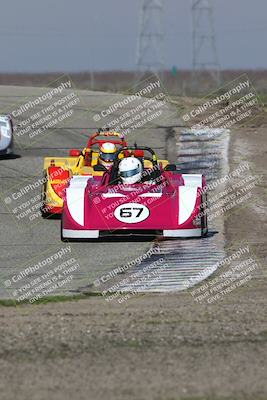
[99,142,117,167]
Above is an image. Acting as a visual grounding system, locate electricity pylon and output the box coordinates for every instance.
[192,0,221,88]
[136,0,164,77]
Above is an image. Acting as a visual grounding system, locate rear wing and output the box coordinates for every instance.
[43,157,79,170]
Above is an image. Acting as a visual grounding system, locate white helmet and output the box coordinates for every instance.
[119,157,142,185]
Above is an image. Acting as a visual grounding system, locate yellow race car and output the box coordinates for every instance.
[41,130,128,216]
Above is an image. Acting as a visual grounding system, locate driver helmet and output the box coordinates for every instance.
[119,157,142,185]
[99,142,117,167]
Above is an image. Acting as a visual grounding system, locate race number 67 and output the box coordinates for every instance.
[114,203,150,223]
[120,207,143,218]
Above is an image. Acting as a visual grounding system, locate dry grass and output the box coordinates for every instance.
[0,69,266,96]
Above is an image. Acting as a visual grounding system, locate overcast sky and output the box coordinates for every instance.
[1,0,266,72]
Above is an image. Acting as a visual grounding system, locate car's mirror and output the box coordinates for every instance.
[69,149,81,157]
[93,164,108,172]
[164,164,176,171]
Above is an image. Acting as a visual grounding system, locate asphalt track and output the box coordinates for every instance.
[0,84,178,299]
[0,84,228,299]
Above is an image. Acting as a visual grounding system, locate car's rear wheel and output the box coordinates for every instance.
[40,172,54,218]
[40,178,50,218]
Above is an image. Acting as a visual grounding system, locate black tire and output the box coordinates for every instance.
[201,193,208,237]
[40,181,50,218]
[40,172,54,218]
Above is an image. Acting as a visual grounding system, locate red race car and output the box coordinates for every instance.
[61,146,208,240]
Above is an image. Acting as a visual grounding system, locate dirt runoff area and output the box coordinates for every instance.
[0,122,267,400]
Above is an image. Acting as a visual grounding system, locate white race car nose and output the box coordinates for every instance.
[0,128,12,151]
